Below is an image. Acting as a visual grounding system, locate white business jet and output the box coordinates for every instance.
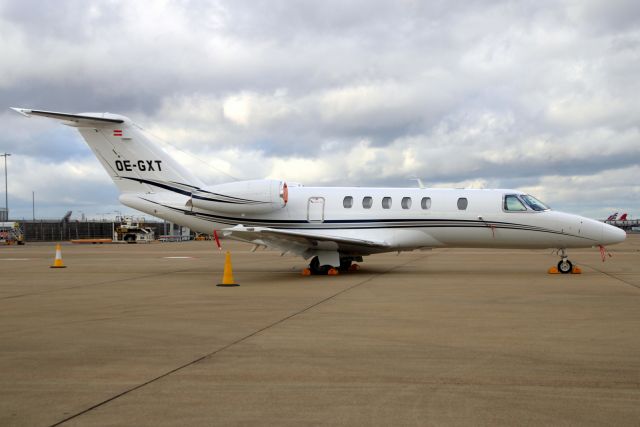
[12,108,626,275]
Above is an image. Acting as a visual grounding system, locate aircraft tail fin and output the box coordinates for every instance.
[11,108,203,195]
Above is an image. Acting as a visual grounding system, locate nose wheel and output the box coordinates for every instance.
[550,248,581,274]
[557,258,573,274]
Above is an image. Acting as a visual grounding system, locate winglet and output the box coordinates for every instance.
[11,107,32,117]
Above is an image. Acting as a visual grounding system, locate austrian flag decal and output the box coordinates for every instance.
[113,129,123,137]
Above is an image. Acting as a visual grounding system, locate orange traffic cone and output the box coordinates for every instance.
[217,251,239,287]
[50,243,66,268]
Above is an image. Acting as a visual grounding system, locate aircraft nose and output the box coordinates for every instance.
[601,223,626,245]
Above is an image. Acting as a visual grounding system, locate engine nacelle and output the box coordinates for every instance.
[188,179,288,214]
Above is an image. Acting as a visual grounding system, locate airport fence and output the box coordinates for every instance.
[16,221,172,242]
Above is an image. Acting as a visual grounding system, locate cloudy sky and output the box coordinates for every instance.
[1,0,639,220]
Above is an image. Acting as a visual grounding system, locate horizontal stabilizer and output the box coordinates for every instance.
[12,106,204,193]
[10,108,124,126]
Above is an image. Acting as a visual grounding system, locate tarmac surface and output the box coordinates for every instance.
[1,236,639,426]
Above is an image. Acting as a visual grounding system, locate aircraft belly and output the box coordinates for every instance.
[389,228,444,249]
[427,227,577,249]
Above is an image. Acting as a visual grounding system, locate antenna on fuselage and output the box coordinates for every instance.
[409,177,426,189]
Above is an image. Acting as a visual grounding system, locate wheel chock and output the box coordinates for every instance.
[349,263,360,272]
[327,268,339,276]
[571,266,582,274]
[548,266,560,274]
[301,268,312,276]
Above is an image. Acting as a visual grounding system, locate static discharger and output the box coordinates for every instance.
[50,244,66,268]
[217,251,239,287]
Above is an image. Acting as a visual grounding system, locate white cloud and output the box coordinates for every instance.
[1,0,639,220]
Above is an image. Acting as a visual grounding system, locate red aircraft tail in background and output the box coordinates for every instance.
[619,213,628,221]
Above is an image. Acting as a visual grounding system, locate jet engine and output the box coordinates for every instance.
[187,179,288,214]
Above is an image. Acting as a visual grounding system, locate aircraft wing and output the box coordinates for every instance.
[11,108,124,126]
[221,225,390,256]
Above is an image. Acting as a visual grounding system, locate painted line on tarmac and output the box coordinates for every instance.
[581,263,640,290]
[0,258,30,261]
[163,256,194,259]
[48,253,429,427]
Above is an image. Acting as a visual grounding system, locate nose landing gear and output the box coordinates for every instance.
[557,249,572,274]
[549,248,582,274]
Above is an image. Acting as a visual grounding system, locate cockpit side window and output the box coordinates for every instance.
[504,195,527,212]
[521,194,550,211]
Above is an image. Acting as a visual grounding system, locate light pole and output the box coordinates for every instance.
[1,153,10,220]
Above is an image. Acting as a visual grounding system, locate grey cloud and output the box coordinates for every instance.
[1,0,124,40]
[1,0,639,218]
[2,113,91,161]
[569,0,640,35]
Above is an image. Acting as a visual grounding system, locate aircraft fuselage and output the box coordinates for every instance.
[121,186,625,254]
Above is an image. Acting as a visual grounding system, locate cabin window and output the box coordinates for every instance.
[457,197,468,210]
[343,196,353,208]
[382,197,392,209]
[401,197,412,209]
[521,194,550,211]
[504,195,527,211]
[362,196,373,209]
[421,197,431,209]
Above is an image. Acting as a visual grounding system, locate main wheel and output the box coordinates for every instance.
[339,258,353,272]
[557,259,573,274]
[309,256,329,275]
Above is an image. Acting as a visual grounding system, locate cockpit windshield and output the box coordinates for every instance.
[521,194,550,211]
[504,195,527,211]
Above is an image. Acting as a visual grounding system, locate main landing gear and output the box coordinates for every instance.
[303,256,361,276]
[308,256,336,275]
[550,248,581,274]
